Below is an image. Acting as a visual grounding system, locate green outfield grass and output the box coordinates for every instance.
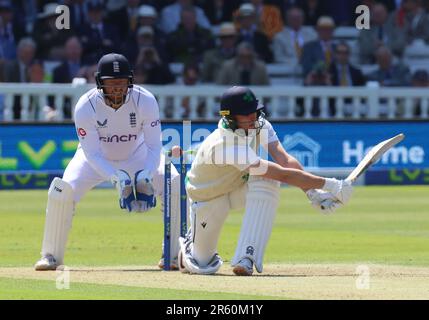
[0,186,428,299]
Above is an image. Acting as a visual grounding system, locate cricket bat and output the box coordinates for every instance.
[346,133,405,183]
[320,133,405,210]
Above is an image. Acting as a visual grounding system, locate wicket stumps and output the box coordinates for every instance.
[163,148,191,271]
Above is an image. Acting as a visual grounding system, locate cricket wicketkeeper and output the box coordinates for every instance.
[35,53,183,270]
[178,86,353,276]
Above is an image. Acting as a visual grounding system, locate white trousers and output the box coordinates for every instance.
[189,184,248,266]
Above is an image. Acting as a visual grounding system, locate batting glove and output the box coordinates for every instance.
[111,169,136,212]
[322,178,353,204]
[306,189,342,214]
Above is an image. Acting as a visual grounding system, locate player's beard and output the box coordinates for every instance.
[105,93,126,108]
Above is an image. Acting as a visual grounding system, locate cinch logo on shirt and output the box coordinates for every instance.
[99,134,137,143]
[151,120,160,127]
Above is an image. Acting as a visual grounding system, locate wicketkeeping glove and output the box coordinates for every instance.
[111,169,136,212]
[134,169,156,212]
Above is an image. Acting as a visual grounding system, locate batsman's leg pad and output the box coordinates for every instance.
[231,176,280,273]
[41,178,75,265]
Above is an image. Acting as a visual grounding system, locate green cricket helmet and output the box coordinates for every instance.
[219,86,265,132]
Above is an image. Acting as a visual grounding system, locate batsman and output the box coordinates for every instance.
[35,53,183,270]
[178,86,354,276]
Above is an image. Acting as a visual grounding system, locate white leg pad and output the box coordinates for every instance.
[231,176,280,273]
[41,178,74,265]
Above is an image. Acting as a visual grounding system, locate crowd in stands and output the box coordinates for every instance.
[1,0,429,119]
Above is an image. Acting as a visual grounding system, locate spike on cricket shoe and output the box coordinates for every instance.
[34,254,58,271]
[233,258,254,276]
[158,256,179,270]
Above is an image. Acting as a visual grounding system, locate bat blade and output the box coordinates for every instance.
[346,133,405,183]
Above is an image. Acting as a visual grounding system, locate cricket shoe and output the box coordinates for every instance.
[158,256,179,270]
[233,258,254,276]
[34,254,58,271]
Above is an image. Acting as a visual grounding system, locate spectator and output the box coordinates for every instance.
[136,5,168,61]
[250,0,284,40]
[52,37,84,83]
[0,58,5,81]
[0,58,5,120]
[4,37,36,119]
[384,0,425,58]
[268,0,306,22]
[136,5,159,28]
[122,25,168,67]
[375,0,400,12]
[78,1,121,64]
[126,0,141,35]
[65,0,90,28]
[4,37,36,83]
[329,42,366,87]
[323,0,361,26]
[303,61,331,86]
[410,69,429,116]
[28,60,50,119]
[0,0,25,61]
[76,63,98,83]
[301,61,334,117]
[330,42,367,117]
[27,60,44,82]
[102,0,133,40]
[13,0,38,35]
[358,3,397,64]
[402,0,429,44]
[166,6,214,63]
[301,16,336,77]
[272,6,317,63]
[160,0,211,34]
[202,22,238,83]
[179,62,206,118]
[367,46,411,86]
[216,41,270,85]
[32,3,74,60]
[411,69,429,87]
[50,37,85,119]
[234,3,273,63]
[301,0,327,26]
[134,46,176,84]
[202,0,241,25]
